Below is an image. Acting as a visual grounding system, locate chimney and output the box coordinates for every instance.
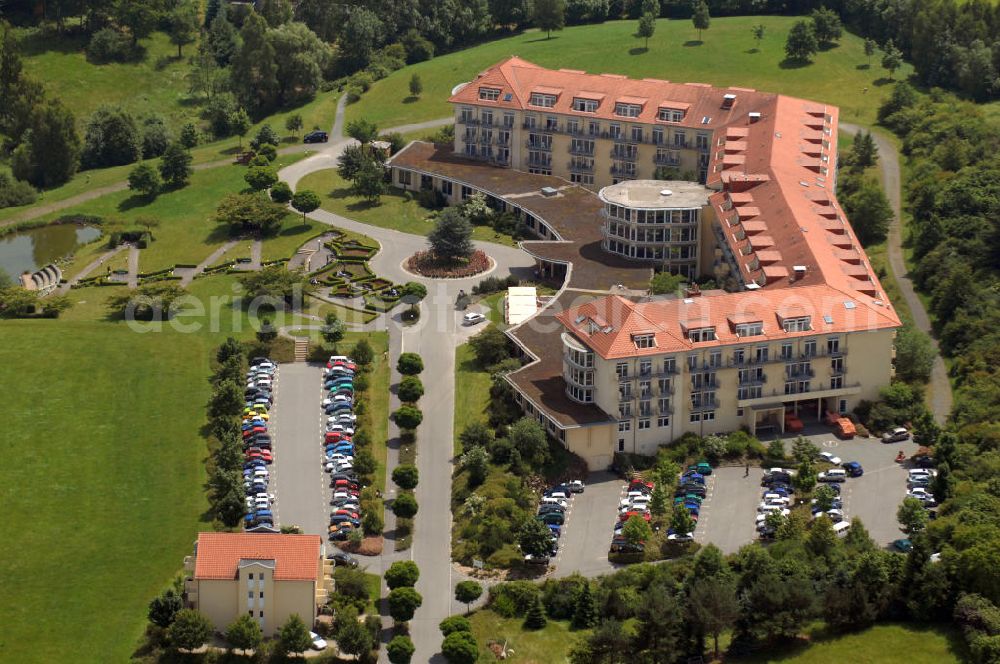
[793,265,807,281]
[748,112,761,124]
[685,283,701,298]
[722,93,736,110]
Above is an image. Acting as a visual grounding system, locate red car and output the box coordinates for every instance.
[332,510,360,519]
[246,448,273,462]
[243,426,267,439]
[620,511,652,523]
[325,432,351,443]
[334,479,359,490]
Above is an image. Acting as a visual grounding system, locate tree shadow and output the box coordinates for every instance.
[402,96,419,104]
[779,57,813,70]
[220,145,242,156]
[873,77,894,86]
[629,47,649,55]
[17,31,85,57]
[745,47,760,54]
[282,136,298,144]
[856,63,871,70]
[155,55,180,71]
[117,194,156,212]
[818,41,841,52]
[683,40,703,47]
[176,95,204,108]
[523,35,560,44]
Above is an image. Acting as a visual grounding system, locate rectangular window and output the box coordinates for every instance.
[688,354,699,370]
[631,126,644,142]
[481,110,493,126]
[831,357,844,374]
[839,398,848,414]
[735,323,763,337]
[782,316,812,332]
[529,92,557,107]
[478,87,501,101]
[441,181,453,196]
[638,418,651,430]
[619,402,632,418]
[831,376,843,389]
[609,123,622,139]
[573,98,599,113]
[803,340,817,357]
[618,439,625,452]
[664,357,676,374]
[709,351,722,368]
[567,119,580,134]
[618,383,632,401]
[588,121,600,136]
[639,360,652,376]
[658,397,670,412]
[688,327,716,342]
[658,416,670,427]
[690,412,701,423]
[780,342,793,360]
[616,362,629,380]
[658,107,685,122]
[736,408,744,417]
[248,573,254,581]
[570,173,594,185]
[674,131,687,147]
[639,380,652,398]
[503,112,514,128]
[259,610,264,618]
[633,334,656,349]
[703,411,715,421]
[615,102,642,117]
[827,337,841,354]
[652,127,664,144]
[461,185,472,200]
[618,420,631,432]
[733,348,745,365]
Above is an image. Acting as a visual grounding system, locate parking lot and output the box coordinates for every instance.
[552,472,622,578]
[695,467,765,554]
[269,363,328,538]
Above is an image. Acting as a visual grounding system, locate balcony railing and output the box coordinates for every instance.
[690,399,720,412]
[568,160,594,173]
[526,141,552,151]
[569,145,595,156]
[653,154,681,166]
[736,381,863,407]
[458,117,480,125]
[738,374,768,386]
[527,156,552,167]
[784,368,816,379]
[610,165,636,177]
[611,149,638,160]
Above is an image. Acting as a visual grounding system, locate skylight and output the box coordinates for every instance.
[843,301,856,310]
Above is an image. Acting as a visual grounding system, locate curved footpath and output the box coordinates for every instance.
[840,124,952,423]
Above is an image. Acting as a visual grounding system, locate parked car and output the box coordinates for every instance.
[819,452,842,465]
[818,469,847,483]
[893,538,913,553]
[524,553,550,565]
[567,480,585,493]
[304,130,328,144]
[882,427,911,443]
[842,461,864,477]
[688,461,713,475]
[462,312,487,326]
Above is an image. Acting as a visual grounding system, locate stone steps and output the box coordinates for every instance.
[293,337,309,362]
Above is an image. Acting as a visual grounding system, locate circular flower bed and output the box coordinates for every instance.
[405,249,491,278]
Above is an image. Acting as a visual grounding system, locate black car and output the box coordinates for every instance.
[327,551,359,567]
[537,504,566,515]
[303,130,328,143]
[678,483,707,497]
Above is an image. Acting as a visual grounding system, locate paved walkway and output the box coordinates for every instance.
[177,240,239,286]
[126,245,140,289]
[841,123,952,423]
[55,244,126,294]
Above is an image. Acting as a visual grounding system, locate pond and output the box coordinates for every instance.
[0,224,102,283]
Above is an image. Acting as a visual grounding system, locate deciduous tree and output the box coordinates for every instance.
[785,20,818,62]
[532,0,565,39]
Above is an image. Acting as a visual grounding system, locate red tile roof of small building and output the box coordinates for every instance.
[194,533,321,581]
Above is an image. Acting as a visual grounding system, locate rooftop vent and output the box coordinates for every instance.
[540,186,558,197]
[793,265,807,281]
[682,298,694,304]
[745,283,762,290]
[722,93,737,109]
[748,111,762,123]
[660,189,673,197]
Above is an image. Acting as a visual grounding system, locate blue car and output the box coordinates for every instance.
[680,473,706,485]
[547,524,562,537]
[329,447,355,457]
[325,402,353,413]
[683,501,701,513]
[843,461,864,477]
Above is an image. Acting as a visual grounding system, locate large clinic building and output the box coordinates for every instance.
[388,57,900,469]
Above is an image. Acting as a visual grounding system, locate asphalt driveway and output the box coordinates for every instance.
[695,466,764,554]
[270,363,328,540]
[552,471,621,578]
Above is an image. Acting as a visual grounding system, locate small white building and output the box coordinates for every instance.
[505,286,537,325]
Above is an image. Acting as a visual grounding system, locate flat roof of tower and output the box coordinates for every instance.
[598,180,713,209]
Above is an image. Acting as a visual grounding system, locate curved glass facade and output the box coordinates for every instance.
[601,201,700,277]
[562,333,595,404]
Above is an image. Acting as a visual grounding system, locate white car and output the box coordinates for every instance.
[462,312,487,326]
[761,496,791,507]
[328,355,352,365]
[567,480,586,493]
[755,508,790,523]
[908,488,933,500]
[620,496,650,509]
[908,468,937,479]
[667,532,694,542]
[819,452,842,466]
[309,632,327,651]
[620,503,649,514]
[541,497,568,509]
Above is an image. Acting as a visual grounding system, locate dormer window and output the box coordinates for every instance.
[658,107,685,122]
[782,316,812,332]
[530,93,557,108]
[735,322,763,337]
[615,102,642,118]
[633,333,656,349]
[573,98,599,112]
[478,87,501,102]
[688,327,716,342]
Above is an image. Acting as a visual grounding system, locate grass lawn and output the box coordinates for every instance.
[453,342,493,455]
[736,622,964,663]
[39,152,317,278]
[468,612,587,663]
[1,322,214,664]
[346,16,914,130]
[295,169,518,246]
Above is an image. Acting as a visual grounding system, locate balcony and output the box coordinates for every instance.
[610,165,637,177]
[495,135,511,146]
[458,117,480,126]
[785,368,816,379]
[738,374,767,386]
[570,145,595,156]
[653,154,681,166]
[610,149,638,161]
[466,153,510,167]
[563,367,595,389]
[528,156,552,168]
[568,160,594,173]
[526,141,552,152]
[736,381,863,408]
[690,399,720,412]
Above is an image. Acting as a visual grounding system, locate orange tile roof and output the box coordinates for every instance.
[557,285,899,360]
[194,533,321,581]
[451,56,776,129]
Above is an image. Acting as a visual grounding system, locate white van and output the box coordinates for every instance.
[833,521,852,537]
